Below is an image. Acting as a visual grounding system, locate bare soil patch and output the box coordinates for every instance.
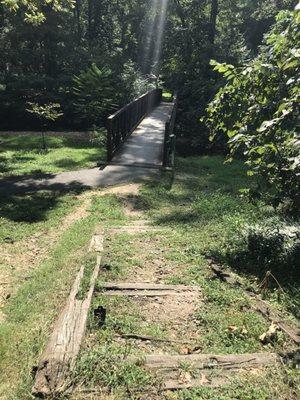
[0,184,141,323]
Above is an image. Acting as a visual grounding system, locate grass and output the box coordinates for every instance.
[0,133,105,177]
[0,155,299,399]
[0,191,126,399]
[76,155,299,399]
[0,190,81,243]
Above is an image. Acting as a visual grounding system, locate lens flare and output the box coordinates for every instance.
[142,0,169,76]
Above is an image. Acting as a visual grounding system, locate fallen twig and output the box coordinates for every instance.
[116,333,194,345]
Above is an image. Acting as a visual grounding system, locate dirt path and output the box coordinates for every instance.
[0,184,141,323]
[70,194,290,399]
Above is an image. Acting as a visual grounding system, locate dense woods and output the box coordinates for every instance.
[0,1,297,128]
[0,1,298,202]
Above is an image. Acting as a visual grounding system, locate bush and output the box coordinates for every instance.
[225,219,300,289]
[72,64,117,127]
[224,219,300,317]
[205,8,300,214]
[245,223,299,275]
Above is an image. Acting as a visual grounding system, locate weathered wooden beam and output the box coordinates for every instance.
[98,289,192,297]
[129,352,277,389]
[136,352,277,369]
[117,333,194,345]
[96,282,200,297]
[109,226,167,234]
[32,243,103,396]
[97,282,196,291]
[210,264,300,345]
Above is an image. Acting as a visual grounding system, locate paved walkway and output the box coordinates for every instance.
[0,103,173,195]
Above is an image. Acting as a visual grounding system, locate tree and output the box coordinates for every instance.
[210,0,219,43]
[1,0,75,24]
[26,102,63,151]
[72,64,116,127]
[205,7,300,213]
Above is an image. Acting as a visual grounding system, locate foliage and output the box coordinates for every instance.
[225,219,300,317]
[1,0,74,24]
[162,0,297,154]
[206,8,300,213]
[26,102,63,150]
[120,61,156,103]
[72,64,116,127]
[0,0,296,135]
[26,102,63,123]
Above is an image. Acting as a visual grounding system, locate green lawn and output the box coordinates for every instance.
[0,134,105,178]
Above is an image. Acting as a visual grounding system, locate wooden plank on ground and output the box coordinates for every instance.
[128,352,278,390]
[98,282,196,291]
[88,234,104,252]
[96,282,199,298]
[32,255,102,397]
[99,289,189,297]
[137,352,277,369]
[210,264,300,345]
[109,226,167,234]
[117,333,194,344]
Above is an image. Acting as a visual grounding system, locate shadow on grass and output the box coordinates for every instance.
[140,156,300,318]
[210,245,300,319]
[0,134,104,177]
[53,155,100,170]
[0,181,88,224]
[0,134,95,153]
[0,156,9,174]
[140,157,256,227]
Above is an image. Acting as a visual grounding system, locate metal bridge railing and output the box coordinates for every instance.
[106,88,162,162]
[162,93,178,169]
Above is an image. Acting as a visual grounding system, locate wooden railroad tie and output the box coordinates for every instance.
[109,225,169,234]
[128,352,278,390]
[210,263,300,345]
[32,232,104,397]
[95,282,200,297]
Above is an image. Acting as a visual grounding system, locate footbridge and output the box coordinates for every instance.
[0,89,177,194]
[107,88,177,169]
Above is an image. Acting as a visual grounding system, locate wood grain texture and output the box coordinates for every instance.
[128,352,278,389]
[98,282,197,291]
[32,257,102,397]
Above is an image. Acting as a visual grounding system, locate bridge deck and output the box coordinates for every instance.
[0,103,174,194]
[112,103,173,167]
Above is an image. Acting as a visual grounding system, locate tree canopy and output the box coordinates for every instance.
[206,7,299,213]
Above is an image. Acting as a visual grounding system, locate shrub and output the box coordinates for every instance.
[205,8,300,214]
[72,64,116,127]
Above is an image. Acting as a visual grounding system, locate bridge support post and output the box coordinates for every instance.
[106,119,113,162]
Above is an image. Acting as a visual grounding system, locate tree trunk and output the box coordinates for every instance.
[74,0,81,44]
[87,0,93,47]
[210,0,218,43]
